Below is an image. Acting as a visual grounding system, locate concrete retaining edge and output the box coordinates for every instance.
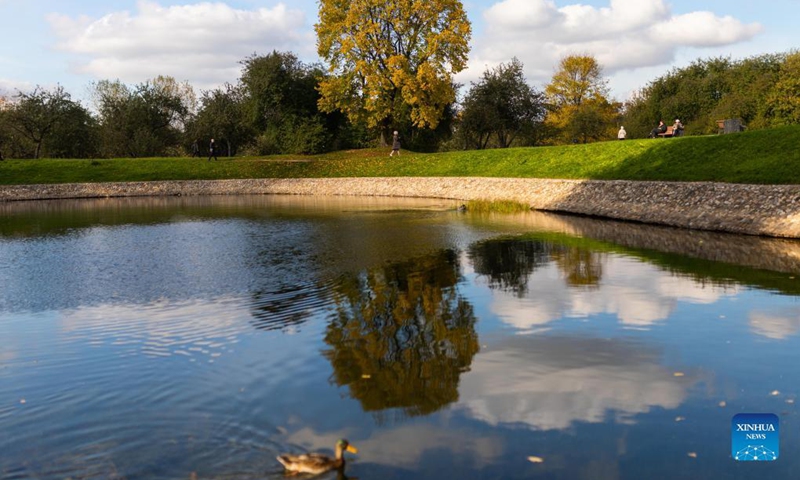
[2,177,800,238]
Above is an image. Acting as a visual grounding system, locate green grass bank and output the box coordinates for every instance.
[1,126,799,186]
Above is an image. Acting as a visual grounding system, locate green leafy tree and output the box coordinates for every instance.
[239,51,334,154]
[316,0,471,142]
[45,103,99,158]
[623,54,786,137]
[92,76,194,157]
[190,83,251,157]
[766,51,800,126]
[6,85,90,158]
[460,58,545,149]
[240,52,321,130]
[0,98,12,159]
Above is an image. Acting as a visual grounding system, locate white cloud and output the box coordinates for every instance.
[48,1,313,89]
[462,0,762,95]
[0,78,33,97]
[651,12,763,47]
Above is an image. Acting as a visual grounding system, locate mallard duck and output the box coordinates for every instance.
[277,439,358,475]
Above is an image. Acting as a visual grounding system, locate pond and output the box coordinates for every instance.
[2,195,800,480]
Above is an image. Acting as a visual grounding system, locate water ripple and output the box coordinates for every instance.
[249,280,335,332]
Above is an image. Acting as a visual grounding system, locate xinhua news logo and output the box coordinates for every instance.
[731,413,779,461]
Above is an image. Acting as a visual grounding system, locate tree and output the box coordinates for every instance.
[240,52,321,131]
[544,55,620,144]
[622,54,786,137]
[551,246,603,288]
[148,75,197,131]
[766,51,800,126]
[557,99,619,144]
[191,83,250,157]
[459,58,545,149]
[239,51,332,154]
[316,0,471,142]
[546,55,609,108]
[44,103,99,158]
[0,97,12,159]
[6,86,83,158]
[92,77,194,157]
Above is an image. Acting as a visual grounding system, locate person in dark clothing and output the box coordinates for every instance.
[208,138,217,161]
[191,139,200,157]
[389,131,401,157]
[649,121,667,138]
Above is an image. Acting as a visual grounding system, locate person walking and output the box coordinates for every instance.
[208,138,217,161]
[389,131,401,157]
[617,126,626,140]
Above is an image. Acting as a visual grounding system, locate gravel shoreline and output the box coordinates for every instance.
[2,177,800,238]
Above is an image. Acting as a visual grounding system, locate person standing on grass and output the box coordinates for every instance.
[208,138,217,161]
[618,126,626,140]
[389,131,400,157]
[191,139,200,157]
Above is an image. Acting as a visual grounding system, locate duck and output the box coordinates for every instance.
[277,439,358,475]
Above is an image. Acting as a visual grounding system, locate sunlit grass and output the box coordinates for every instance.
[465,199,530,213]
[2,126,800,185]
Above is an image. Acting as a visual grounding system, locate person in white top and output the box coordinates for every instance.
[672,119,684,137]
[618,126,626,140]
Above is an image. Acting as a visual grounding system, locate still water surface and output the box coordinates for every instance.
[2,195,800,479]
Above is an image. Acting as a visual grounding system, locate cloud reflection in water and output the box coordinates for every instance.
[457,336,692,431]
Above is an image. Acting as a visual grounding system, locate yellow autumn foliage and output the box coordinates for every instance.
[316,0,471,130]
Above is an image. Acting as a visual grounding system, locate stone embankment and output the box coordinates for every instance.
[2,177,800,238]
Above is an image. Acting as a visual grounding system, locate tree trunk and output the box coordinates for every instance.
[378,117,393,147]
[226,140,232,157]
[34,140,42,159]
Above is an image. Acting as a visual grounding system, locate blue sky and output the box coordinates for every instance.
[1,0,798,103]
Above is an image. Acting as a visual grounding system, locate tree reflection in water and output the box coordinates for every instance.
[551,247,603,289]
[469,238,603,294]
[468,238,551,295]
[323,249,479,419]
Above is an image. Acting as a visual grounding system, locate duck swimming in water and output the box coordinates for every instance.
[277,439,358,475]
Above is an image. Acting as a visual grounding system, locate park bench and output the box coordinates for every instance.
[717,119,745,134]
[657,126,675,137]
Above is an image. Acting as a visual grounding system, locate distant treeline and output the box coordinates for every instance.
[1,50,799,159]
[624,52,800,138]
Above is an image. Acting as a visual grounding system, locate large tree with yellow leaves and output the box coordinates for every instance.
[544,55,620,144]
[315,0,471,142]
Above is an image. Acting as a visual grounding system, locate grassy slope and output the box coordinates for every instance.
[2,125,800,185]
